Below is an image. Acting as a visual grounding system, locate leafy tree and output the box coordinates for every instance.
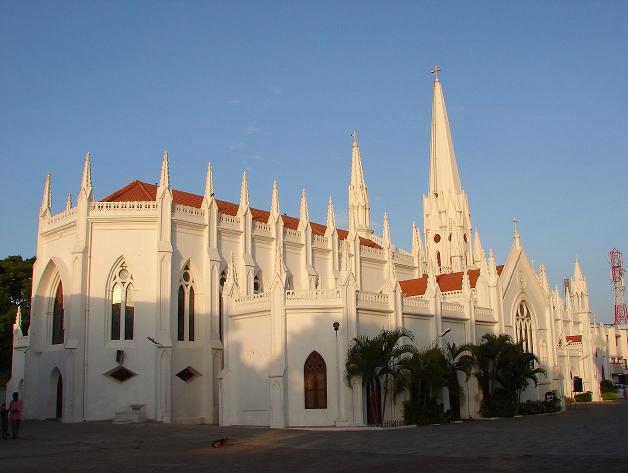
[345,328,414,425]
[0,255,35,383]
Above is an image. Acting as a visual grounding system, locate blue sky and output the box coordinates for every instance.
[1,1,627,322]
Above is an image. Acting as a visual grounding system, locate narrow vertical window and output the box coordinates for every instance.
[219,270,227,343]
[177,285,185,342]
[111,283,122,340]
[52,282,64,345]
[189,287,195,341]
[436,251,441,269]
[253,272,263,294]
[109,261,135,342]
[304,351,327,409]
[124,285,134,340]
[178,263,196,342]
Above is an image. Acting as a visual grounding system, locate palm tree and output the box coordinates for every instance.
[468,333,514,400]
[497,342,546,403]
[345,328,414,425]
[444,342,473,420]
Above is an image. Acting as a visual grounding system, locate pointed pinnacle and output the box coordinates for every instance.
[81,152,92,192]
[270,179,280,216]
[383,212,391,244]
[239,170,249,209]
[326,196,336,230]
[299,188,309,223]
[159,150,170,189]
[40,173,52,216]
[205,162,214,198]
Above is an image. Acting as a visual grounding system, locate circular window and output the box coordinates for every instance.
[183,271,191,283]
[119,269,129,280]
[434,234,441,243]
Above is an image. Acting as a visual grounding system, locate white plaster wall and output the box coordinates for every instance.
[403,316,434,349]
[285,310,341,426]
[229,314,271,425]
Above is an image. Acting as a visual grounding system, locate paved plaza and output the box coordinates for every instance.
[1,401,627,472]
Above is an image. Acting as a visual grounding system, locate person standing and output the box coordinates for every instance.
[8,392,23,439]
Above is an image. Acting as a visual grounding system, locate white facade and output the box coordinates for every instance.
[9,74,616,426]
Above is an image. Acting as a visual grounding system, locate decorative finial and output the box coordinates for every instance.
[351,130,359,146]
[512,217,519,235]
[431,64,441,82]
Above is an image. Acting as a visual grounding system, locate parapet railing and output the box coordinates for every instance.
[286,288,341,300]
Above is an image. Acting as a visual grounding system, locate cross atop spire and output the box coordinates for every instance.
[351,130,359,146]
[431,64,441,82]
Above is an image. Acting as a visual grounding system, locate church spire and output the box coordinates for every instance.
[574,257,584,281]
[348,130,372,235]
[429,67,462,196]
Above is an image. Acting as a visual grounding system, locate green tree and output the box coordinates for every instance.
[345,328,414,425]
[0,255,35,383]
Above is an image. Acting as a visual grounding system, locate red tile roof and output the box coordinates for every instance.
[101,180,382,249]
[566,335,582,343]
[400,264,505,296]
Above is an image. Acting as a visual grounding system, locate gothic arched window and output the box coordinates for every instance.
[177,263,195,342]
[51,281,64,345]
[110,261,134,341]
[515,301,533,353]
[304,351,327,409]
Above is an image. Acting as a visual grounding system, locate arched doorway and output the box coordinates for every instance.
[48,368,63,420]
[56,375,63,419]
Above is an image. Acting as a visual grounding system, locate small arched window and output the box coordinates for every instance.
[436,251,441,269]
[515,301,533,353]
[51,281,64,345]
[177,263,195,342]
[253,272,263,294]
[304,351,327,409]
[110,262,134,341]
[286,274,294,291]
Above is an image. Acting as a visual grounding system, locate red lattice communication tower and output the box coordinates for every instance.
[609,248,628,325]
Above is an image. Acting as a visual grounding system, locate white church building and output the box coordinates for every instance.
[8,72,616,426]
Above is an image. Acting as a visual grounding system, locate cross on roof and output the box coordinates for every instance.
[351,130,359,144]
[512,217,519,235]
[431,65,441,81]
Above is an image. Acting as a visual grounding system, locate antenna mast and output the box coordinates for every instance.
[609,248,628,325]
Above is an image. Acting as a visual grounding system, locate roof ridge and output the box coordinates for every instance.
[136,181,155,200]
[101,179,383,249]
